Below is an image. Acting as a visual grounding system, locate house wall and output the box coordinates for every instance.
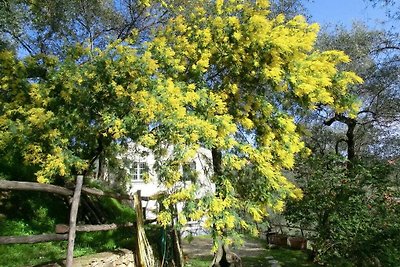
[119,143,214,220]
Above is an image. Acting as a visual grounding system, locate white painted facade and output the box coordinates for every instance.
[121,143,214,196]
[116,143,215,220]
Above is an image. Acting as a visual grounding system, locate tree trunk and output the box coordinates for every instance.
[346,118,356,169]
[55,223,134,233]
[171,203,184,267]
[211,243,242,267]
[212,148,223,177]
[324,114,357,169]
[0,180,72,196]
[210,148,242,266]
[172,227,184,267]
[0,180,133,200]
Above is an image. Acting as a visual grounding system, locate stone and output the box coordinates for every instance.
[56,249,135,267]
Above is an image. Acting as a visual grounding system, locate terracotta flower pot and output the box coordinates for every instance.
[288,236,307,250]
[268,234,288,247]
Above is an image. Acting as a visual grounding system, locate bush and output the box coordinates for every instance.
[1,191,69,234]
[0,220,34,236]
[284,154,400,266]
[97,196,135,223]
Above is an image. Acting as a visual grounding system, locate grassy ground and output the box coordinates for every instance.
[0,188,317,267]
[0,241,90,267]
[0,228,135,267]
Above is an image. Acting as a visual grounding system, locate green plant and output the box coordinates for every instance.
[97,196,136,223]
[76,228,134,251]
[285,154,400,266]
[0,220,34,236]
[0,241,68,267]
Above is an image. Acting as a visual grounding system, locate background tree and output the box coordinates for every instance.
[284,6,400,265]
[0,0,171,56]
[269,0,309,19]
[301,23,400,164]
[366,0,400,21]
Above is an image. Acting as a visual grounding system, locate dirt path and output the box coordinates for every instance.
[181,237,268,258]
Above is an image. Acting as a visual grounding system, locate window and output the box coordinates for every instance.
[182,161,197,182]
[132,162,148,181]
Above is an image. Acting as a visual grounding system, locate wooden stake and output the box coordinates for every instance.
[134,190,155,267]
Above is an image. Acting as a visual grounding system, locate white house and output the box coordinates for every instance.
[98,143,214,224]
[123,143,213,196]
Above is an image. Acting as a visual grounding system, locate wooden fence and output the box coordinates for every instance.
[0,178,152,267]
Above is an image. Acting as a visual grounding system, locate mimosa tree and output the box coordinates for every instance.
[146,0,362,262]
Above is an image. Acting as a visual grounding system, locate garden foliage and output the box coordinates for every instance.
[285,155,400,266]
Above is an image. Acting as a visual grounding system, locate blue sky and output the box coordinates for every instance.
[304,0,392,30]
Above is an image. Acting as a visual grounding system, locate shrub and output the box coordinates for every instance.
[285,154,400,266]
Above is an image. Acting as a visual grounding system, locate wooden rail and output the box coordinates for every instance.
[271,223,316,232]
[0,234,68,244]
[55,223,135,234]
[0,180,136,200]
[0,180,72,196]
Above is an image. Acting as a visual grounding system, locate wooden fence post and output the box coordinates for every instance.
[66,175,84,267]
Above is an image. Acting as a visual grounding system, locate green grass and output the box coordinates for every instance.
[0,221,135,266]
[0,241,97,267]
[185,255,213,267]
[242,248,319,267]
